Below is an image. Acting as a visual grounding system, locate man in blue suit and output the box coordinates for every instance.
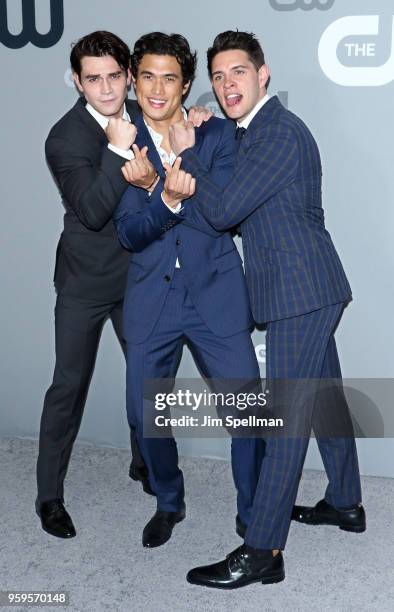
[113,32,264,549]
[170,31,365,587]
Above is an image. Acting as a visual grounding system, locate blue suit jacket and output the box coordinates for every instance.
[113,114,253,344]
[181,96,352,324]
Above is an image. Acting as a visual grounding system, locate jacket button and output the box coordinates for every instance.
[164,275,171,282]
[176,239,181,246]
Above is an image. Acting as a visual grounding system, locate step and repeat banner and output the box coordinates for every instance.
[1,0,393,475]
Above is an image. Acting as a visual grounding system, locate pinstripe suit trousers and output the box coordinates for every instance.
[244,303,362,550]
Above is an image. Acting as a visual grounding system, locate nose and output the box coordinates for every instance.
[223,74,234,89]
[100,76,113,95]
[152,77,165,95]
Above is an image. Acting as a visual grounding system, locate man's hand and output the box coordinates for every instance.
[187,106,213,127]
[162,157,196,208]
[121,145,158,190]
[169,120,196,156]
[106,118,137,150]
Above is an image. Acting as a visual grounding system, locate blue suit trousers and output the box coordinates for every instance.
[126,269,264,519]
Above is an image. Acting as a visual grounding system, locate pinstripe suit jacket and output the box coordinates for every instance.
[181,96,352,324]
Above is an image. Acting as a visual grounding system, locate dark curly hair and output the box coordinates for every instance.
[131,32,197,86]
[70,31,130,78]
[207,30,265,77]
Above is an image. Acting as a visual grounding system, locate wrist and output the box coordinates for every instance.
[162,190,182,209]
[108,140,131,150]
[146,174,159,191]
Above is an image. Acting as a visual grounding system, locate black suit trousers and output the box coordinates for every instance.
[36,293,143,502]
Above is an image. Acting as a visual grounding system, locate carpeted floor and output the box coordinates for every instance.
[0,438,393,612]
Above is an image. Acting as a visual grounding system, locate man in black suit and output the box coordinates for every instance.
[35,31,160,539]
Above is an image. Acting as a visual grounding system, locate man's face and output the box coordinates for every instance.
[133,54,190,124]
[73,55,131,118]
[210,49,269,122]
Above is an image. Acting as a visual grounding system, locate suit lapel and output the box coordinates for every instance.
[248,95,281,132]
[125,98,141,122]
[73,97,107,141]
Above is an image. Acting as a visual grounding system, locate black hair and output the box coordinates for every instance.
[131,32,197,86]
[207,30,265,77]
[70,30,130,77]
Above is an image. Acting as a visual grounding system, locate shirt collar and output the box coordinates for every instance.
[237,94,270,129]
[85,102,130,129]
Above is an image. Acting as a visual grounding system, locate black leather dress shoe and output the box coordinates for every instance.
[129,463,155,496]
[187,544,285,589]
[36,499,76,539]
[142,504,186,548]
[292,499,366,532]
[235,514,246,539]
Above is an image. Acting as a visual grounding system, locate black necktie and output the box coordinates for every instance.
[235,127,246,150]
[235,127,246,140]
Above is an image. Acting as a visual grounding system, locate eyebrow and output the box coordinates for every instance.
[211,64,249,76]
[84,70,123,79]
[139,70,180,78]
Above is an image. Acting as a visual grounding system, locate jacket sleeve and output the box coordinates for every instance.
[180,123,299,231]
[45,134,131,231]
[113,179,184,253]
[180,119,237,236]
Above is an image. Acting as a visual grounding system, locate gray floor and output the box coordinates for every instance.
[0,438,393,612]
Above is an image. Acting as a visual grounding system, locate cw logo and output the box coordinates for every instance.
[0,0,64,49]
[269,0,335,11]
[318,15,394,86]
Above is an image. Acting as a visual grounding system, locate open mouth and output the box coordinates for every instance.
[148,98,167,109]
[225,94,242,107]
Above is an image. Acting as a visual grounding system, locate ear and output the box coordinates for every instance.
[258,64,270,90]
[182,81,191,96]
[73,71,84,93]
[126,67,132,87]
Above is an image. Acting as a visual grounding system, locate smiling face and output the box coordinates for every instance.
[210,49,269,122]
[133,54,190,129]
[73,55,131,118]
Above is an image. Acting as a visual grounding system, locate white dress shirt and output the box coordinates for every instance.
[144,109,188,268]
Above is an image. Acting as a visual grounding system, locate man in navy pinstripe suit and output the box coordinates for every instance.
[169,31,365,588]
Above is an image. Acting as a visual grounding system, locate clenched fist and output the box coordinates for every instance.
[169,120,196,156]
[121,145,158,190]
[106,118,137,150]
[162,157,196,208]
[187,106,213,127]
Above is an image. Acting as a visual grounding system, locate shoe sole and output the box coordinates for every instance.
[339,524,366,533]
[187,571,285,589]
[295,519,366,533]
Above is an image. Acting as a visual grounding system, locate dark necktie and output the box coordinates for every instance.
[235,126,246,151]
[235,126,246,141]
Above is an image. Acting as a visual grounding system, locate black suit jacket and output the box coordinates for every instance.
[45,97,140,301]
